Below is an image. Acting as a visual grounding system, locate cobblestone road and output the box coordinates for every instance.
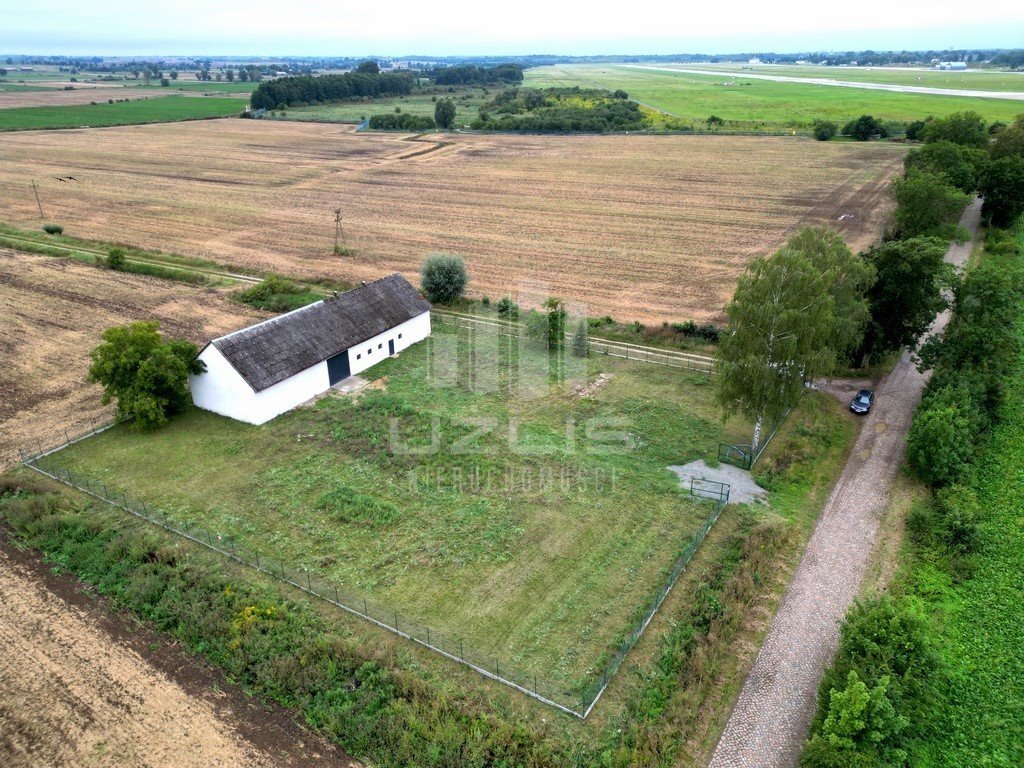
[707,199,981,768]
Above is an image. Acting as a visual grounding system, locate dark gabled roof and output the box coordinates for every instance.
[211,273,430,392]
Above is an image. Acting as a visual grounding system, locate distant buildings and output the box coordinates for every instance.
[934,61,969,71]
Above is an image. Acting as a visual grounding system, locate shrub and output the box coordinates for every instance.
[934,484,981,555]
[434,97,456,129]
[419,253,468,304]
[368,112,436,131]
[905,119,928,141]
[906,387,974,486]
[106,247,126,270]
[234,274,320,312]
[42,223,63,235]
[889,170,971,239]
[921,110,988,148]
[707,114,724,126]
[496,296,519,320]
[570,318,589,357]
[903,140,986,194]
[812,120,838,141]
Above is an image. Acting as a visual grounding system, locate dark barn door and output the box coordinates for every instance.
[327,350,351,384]
[388,339,395,356]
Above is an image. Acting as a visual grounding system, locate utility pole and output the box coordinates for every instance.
[333,208,343,254]
[31,180,44,219]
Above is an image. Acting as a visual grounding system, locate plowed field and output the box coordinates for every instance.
[0,120,904,322]
[0,249,261,469]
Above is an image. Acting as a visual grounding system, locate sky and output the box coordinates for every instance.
[2,0,1024,57]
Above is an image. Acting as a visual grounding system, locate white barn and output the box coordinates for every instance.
[190,273,431,425]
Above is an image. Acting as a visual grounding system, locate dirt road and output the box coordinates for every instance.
[707,198,982,768]
[0,538,355,768]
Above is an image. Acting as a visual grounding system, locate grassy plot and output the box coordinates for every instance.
[525,64,1024,130]
[0,95,243,131]
[669,63,1024,93]
[269,86,494,124]
[54,319,750,696]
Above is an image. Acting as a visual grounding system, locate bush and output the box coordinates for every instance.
[904,140,986,194]
[234,274,320,312]
[106,247,126,270]
[419,253,468,304]
[934,484,981,555]
[906,386,974,486]
[496,296,519,320]
[905,119,928,141]
[434,97,456,129]
[42,223,63,235]
[890,170,971,239]
[922,110,988,148]
[368,112,436,131]
[812,120,838,141]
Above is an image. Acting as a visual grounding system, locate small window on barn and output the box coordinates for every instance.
[378,343,383,349]
[367,347,372,355]
[398,333,403,339]
[357,353,361,360]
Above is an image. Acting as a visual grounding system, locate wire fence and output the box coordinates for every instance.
[431,310,716,375]
[19,423,729,719]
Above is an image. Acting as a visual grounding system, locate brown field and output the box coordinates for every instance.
[0,250,262,468]
[0,120,904,322]
[0,88,170,108]
[0,540,353,768]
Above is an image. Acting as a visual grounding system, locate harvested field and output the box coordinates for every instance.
[0,249,261,469]
[0,538,353,768]
[0,120,905,322]
[0,88,166,109]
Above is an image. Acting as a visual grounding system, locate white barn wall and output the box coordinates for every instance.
[348,311,431,377]
[190,310,431,425]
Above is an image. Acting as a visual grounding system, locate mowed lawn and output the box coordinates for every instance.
[525,65,1024,130]
[55,320,750,695]
[0,95,244,131]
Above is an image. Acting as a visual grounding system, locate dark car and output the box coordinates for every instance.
[850,389,874,414]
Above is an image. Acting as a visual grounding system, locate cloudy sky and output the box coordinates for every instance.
[3,0,1024,56]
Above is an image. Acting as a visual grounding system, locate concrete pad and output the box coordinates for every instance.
[331,376,369,395]
[668,460,768,505]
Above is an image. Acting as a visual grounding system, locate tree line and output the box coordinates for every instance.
[251,68,414,110]
[472,87,646,133]
[422,63,523,86]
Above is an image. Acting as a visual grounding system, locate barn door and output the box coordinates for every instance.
[388,339,395,356]
[327,350,351,384]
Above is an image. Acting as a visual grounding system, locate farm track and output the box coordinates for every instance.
[708,199,984,768]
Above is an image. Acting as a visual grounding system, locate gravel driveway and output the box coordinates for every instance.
[707,198,982,768]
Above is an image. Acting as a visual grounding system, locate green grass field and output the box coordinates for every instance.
[524,64,1024,131]
[667,63,1024,92]
[55,319,752,696]
[269,86,493,125]
[0,95,243,131]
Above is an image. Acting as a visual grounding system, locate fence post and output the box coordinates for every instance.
[363,597,368,616]
[460,641,464,661]
[307,572,312,591]
[334,586,339,604]
[255,551,260,569]
[426,627,430,647]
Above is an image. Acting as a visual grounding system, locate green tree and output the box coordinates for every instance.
[434,97,456,129]
[570,318,589,357]
[717,248,837,450]
[979,156,1024,227]
[860,237,950,360]
[890,170,971,239]
[922,110,988,148]
[990,115,1024,161]
[356,60,380,75]
[88,322,204,430]
[905,119,928,142]
[841,115,888,141]
[225,68,234,82]
[419,253,468,304]
[812,120,838,141]
[802,672,908,768]
[169,70,178,80]
[904,139,986,194]
[786,227,875,358]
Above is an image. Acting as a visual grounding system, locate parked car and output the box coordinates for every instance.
[850,389,874,414]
